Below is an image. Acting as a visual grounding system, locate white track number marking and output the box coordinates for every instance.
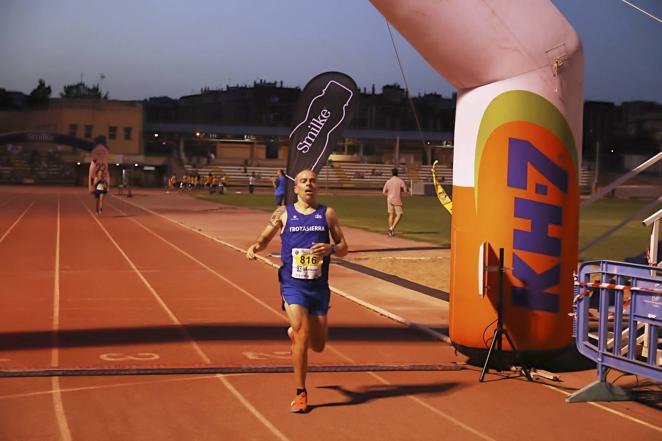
[100,352,160,362]
[242,351,290,360]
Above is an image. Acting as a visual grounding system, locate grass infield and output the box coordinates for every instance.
[197,191,658,262]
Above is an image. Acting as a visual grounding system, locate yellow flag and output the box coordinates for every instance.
[431,160,453,214]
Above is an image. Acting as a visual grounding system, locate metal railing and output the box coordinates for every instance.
[568,260,662,402]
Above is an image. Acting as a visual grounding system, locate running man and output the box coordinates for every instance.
[246,169,348,413]
[92,168,109,215]
[382,167,407,237]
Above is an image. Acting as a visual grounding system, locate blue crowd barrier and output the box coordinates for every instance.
[568,260,662,403]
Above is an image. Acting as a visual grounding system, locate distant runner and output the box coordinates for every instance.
[92,167,109,215]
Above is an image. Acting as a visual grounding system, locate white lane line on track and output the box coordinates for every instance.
[80,200,210,364]
[368,369,495,441]
[51,198,62,369]
[113,195,662,435]
[84,200,292,441]
[112,195,451,343]
[0,375,231,401]
[215,375,291,441]
[328,286,451,344]
[51,198,73,441]
[0,202,34,245]
[541,383,662,433]
[116,205,284,321]
[51,377,72,441]
[322,345,495,441]
[110,200,494,441]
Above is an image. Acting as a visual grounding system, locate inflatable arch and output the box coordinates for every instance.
[0,131,111,191]
[0,131,95,151]
[371,0,584,354]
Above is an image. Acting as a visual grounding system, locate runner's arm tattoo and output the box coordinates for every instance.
[248,207,284,258]
[269,206,285,227]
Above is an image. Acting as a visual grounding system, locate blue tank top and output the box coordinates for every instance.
[279,204,330,287]
[275,175,286,196]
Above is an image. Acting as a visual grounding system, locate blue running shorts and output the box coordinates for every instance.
[281,284,331,316]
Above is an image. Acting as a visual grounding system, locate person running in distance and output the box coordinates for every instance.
[383,167,407,237]
[246,169,348,413]
[273,169,286,206]
[92,168,109,215]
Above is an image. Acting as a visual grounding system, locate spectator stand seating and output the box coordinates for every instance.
[0,149,75,184]
[181,162,455,192]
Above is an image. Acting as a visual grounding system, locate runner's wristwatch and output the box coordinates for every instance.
[331,244,337,255]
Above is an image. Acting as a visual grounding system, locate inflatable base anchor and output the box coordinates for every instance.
[566,380,631,403]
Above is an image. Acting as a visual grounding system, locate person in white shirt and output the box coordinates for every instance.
[248,172,256,194]
[382,167,407,237]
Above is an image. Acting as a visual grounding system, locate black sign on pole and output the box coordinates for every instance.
[285,72,358,204]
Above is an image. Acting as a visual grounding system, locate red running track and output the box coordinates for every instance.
[0,187,660,441]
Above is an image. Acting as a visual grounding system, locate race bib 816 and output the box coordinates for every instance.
[291,248,322,280]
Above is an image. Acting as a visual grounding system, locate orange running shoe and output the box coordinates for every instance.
[290,391,308,413]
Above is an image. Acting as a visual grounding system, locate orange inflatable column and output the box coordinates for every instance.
[371,0,584,353]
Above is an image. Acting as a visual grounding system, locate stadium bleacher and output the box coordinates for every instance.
[0,149,595,192]
[0,151,76,184]
[181,162,455,191]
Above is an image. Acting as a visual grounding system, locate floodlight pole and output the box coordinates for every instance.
[592,141,600,194]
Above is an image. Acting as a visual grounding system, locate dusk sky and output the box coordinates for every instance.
[1,0,661,104]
